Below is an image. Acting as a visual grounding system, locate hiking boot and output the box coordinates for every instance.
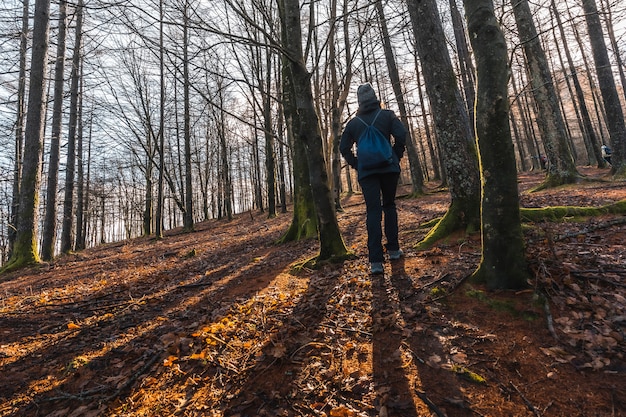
[388,249,404,260]
[370,262,384,275]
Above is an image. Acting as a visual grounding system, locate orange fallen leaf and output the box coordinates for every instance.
[163,355,178,367]
[190,351,207,360]
[67,322,80,330]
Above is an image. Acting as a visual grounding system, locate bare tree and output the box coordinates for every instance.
[375,0,424,196]
[551,0,604,168]
[464,0,529,289]
[278,0,348,263]
[60,0,83,253]
[582,0,626,176]
[510,0,579,189]
[8,0,30,257]
[4,0,51,270]
[405,0,481,248]
[181,0,194,231]
[41,0,68,261]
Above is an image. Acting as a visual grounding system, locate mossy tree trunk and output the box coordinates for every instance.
[406,0,481,248]
[510,0,579,188]
[278,0,348,262]
[278,68,318,243]
[464,0,529,290]
[5,0,51,271]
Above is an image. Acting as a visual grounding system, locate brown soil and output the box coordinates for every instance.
[0,167,625,417]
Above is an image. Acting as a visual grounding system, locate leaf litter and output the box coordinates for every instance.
[0,167,624,416]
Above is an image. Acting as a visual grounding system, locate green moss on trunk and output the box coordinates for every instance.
[415,197,480,250]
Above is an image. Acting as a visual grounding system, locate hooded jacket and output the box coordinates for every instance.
[340,88,407,180]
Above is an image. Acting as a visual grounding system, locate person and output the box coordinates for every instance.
[601,144,612,165]
[340,83,407,274]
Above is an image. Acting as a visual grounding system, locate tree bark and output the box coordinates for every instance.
[9,0,31,258]
[278,65,318,243]
[60,0,83,254]
[464,0,529,289]
[510,0,579,188]
[6,0,51,270]
[376,0,424,195]
[551,0,604,168]
[42,0,68,260]
[406,0,481,248]
[582,0,626,176]
[182,0,194,231]
[278,0,348,263]
[155,0,165,239]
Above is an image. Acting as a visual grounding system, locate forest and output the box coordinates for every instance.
[0,0,623,269]
[0,0,625,414]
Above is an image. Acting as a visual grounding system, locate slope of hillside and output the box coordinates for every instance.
[1,167,625,417]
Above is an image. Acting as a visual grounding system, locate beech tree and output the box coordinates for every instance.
[510,0,579,188]
[278,0,348,263]
[42,0,68,261]
[375,0,424,195]
[8,0,30,257]
[582,0,626,176]
[4,0,51,270]
[551,0,604,168]
[60,0,84,253]
[405,0,481,248]
[464,0,529,289]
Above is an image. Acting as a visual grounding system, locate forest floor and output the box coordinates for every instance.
[0,166,625,417]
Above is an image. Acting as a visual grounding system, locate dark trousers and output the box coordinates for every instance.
[359,172,400,262]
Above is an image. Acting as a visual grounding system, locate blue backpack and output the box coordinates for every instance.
[356,110,394,170]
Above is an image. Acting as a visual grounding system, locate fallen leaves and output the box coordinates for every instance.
[1,168,625,417]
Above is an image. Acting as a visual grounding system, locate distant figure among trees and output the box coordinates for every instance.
[602,144,612,165]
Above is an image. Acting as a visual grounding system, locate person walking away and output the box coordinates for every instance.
[340,83,407,274]
[602,144,612,165]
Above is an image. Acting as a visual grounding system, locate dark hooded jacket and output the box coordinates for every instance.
[340,96,407,180]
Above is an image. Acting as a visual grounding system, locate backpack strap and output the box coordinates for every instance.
[356,109,382,128]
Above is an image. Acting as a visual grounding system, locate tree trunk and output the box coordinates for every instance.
[376,0,424,195]
[510,0,579,188]
[263,47,277,218]
[218,91,233,221]
[60,0,83,254]
[406,0,481,248]
[182,0,194,231]
[464,0,529,289]
[329,0,353,211]
[600,0,626,105]
[155,0,165,239]
[278,0,348,263]
[6,0,51,270]
[9,0,30,258]
[551,0,604,168]
[582,0,626,176]
[450,0,476,137]
[75,105,89,251]
[278,45,319,244]
[42,0,67,260]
